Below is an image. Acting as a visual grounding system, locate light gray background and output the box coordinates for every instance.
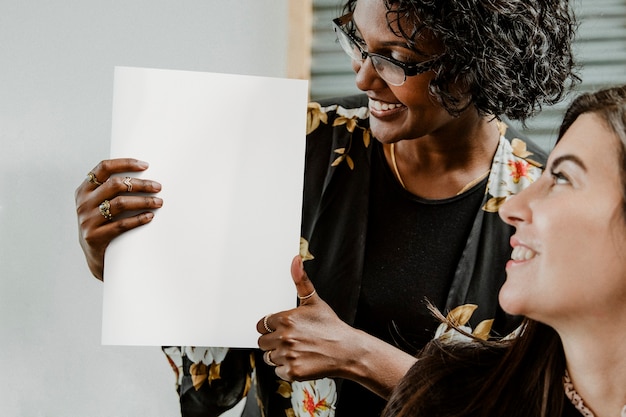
[0,1,289,416]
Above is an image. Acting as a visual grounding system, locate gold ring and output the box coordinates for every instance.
[263,350,277,367]
[298,289,316,301]
[87,171,103,186]
[99,200,112,220]
[123,177,133,192]
[263,314,274,334]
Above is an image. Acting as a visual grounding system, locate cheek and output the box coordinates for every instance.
[394,78,435,107]
[538,204,615,270]
[395,88,456,132]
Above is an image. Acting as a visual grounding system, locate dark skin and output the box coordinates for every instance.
[76,0,502,399]
[255,255,417,398]
[75,158,162,281]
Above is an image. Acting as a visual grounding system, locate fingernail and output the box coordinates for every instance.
[137,160,149,168]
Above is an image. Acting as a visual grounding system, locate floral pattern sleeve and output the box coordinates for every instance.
[162,346,254,417]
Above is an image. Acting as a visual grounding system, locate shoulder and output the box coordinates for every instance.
[307,94,370,136]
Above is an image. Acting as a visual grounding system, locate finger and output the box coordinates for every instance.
[108,212,157,234]
[291,255,318,305]
[105,176,162,195]
[100,195,163,221]
[80,158,151,193]
[82,177,162,222]
[256,313,276,335]
[263,350,278,367]
[257,325,278,352]
[84,211,157,247]
[89,158,150,185]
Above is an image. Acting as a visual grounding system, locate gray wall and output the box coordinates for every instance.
[0,1,288,416]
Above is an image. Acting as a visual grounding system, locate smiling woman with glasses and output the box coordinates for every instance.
[74,0,580,416]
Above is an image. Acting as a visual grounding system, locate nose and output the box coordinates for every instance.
[499,194,525,227]
[353,55,386,91]
[499,180,541,226]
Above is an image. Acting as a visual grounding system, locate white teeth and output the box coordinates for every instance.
[370,99,403,111]
[511,246,537,261]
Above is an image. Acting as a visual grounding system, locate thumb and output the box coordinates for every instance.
[291,255,318,306]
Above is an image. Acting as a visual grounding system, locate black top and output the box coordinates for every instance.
[337,140,488,416]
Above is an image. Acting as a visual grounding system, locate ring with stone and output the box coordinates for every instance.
[99,200,112,220]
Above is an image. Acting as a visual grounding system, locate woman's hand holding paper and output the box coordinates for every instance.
[75,158,163,281]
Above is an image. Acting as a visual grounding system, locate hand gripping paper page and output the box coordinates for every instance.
[102,66,308,347]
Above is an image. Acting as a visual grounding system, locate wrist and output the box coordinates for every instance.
[339,328,417,399]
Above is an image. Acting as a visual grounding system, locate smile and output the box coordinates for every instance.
[510,245,537,261]
[368,98,405,112]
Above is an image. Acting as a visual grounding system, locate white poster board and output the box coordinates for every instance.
[102,67,309,347]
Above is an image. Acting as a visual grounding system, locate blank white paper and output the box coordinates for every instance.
[102,67,309,347]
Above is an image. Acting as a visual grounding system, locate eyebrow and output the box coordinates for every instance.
[550,154,588,172]
[352,21,424,54]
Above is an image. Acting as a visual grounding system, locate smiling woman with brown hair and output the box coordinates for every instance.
[382,85,626,417]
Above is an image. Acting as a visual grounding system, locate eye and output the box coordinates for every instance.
[550,169,570,186]
[387,51,415,65]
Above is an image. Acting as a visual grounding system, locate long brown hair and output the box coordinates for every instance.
[382,320,565,417]
[382,85,626,417]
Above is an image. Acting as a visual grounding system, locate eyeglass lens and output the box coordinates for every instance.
[335,25,406,86]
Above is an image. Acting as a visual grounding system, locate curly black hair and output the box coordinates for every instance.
[343,0,580,122]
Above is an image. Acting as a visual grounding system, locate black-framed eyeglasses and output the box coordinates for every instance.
[332,13,438,86]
